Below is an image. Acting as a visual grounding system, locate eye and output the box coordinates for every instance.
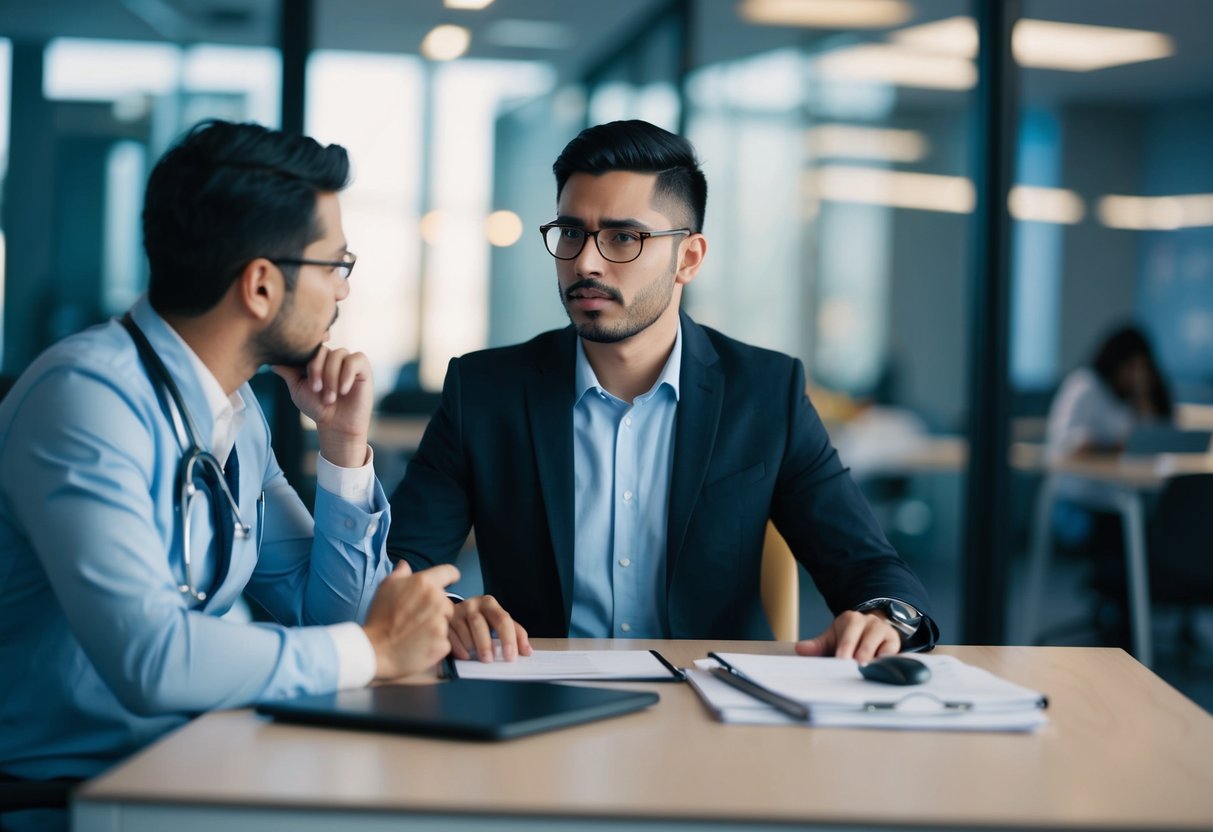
[606,230,641,246]
[560,227,585,241]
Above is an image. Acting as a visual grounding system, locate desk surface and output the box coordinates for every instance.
[76,641,1213,831]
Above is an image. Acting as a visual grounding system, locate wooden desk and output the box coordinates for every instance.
[74,641,1213,831]
[1019,447,1213,666]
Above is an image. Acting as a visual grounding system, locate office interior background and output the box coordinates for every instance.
[1,0,1211,708]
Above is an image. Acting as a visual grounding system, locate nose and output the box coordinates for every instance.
[336,272,351,301]
[573,231,606,276]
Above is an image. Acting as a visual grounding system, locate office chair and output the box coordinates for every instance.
[0,777,77,811]
[760,521,799,641]
[1148,474,1213,652]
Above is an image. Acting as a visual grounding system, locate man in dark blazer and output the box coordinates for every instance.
[388,120,938,662]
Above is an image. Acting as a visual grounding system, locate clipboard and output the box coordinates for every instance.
[256,679,660,741]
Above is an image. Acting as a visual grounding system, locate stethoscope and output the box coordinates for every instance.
[121,314,250,603]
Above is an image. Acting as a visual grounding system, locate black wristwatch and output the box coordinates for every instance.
[854,598,923,641]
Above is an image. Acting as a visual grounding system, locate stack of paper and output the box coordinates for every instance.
[689,653,1048,732]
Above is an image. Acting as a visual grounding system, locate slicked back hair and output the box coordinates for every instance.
[552,120,707,232]
[143,119,350,316]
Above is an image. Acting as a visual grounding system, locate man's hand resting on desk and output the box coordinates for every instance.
[363,562,460,680]
[794,610,901,662]
[449,595,533,662]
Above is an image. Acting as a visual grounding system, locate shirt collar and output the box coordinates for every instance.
[156,313,246,427]
[575,321,683,404]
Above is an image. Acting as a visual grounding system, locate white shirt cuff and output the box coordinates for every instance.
[327,621,377,689]
[316,447,376,509]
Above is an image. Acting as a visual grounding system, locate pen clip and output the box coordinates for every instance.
[706,653,811,722]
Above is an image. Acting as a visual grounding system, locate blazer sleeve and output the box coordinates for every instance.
[386,357,475,570]
[768,359,939,648]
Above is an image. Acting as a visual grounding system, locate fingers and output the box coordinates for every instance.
[416,563,460,589]
[446,595,526,662]
[819,608,907,659]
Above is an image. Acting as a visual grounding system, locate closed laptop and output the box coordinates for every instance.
[256,679,659,741]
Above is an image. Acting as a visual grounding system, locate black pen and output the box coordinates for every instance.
[707,653,810,722]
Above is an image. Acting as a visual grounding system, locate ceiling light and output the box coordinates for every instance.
[444,0,494,9]
[739,0,911,29]
[1009,186,1085,225]
[483,19,571,49]
[1098,194,1213,230]
[485,210,524,247]
[891,16,1175,72]
[421,25,471,61]
[1013,19,1174,72]
[814,43,976,90]
[810,165,975,213]
[807,124,928,162]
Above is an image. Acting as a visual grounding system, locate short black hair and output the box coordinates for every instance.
[552,120,707,232]
[143,120,351,316]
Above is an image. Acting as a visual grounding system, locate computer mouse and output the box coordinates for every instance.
[858,656,931,686]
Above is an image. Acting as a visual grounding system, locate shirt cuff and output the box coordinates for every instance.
[316,447,376,509]
[327,621,377,689]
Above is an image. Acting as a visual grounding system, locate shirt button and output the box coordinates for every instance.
[623,490,633,502]
[344,518,355,529]
[624,416,632,427]
[620,623,632,633]
[619,558,631,568]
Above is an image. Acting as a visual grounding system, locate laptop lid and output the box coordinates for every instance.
[255,679,659,741]
[1124,426,1212,455]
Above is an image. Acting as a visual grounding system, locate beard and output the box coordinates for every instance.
[254,299,335,368]
[560,263,677,345]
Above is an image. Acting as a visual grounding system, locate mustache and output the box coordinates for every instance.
[330,308,339,328]
[564,278,623,304]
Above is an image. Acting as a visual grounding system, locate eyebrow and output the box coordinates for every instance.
[552,215,653,230]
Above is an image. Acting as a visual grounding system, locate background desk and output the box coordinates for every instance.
[75,641,1213,831]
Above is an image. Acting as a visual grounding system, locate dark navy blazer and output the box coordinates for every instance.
[387,312,938,643]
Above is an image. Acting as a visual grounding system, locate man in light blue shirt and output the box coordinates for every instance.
[0,121,458,823]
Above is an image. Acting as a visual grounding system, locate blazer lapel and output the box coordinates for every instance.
[666,313,723,586]
[525,328,578,629]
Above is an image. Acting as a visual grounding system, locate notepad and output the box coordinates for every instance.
[449,648,684,682]
[689,653,1048,732]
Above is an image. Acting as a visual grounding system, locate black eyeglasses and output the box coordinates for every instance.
[270,251,357,280]
[539,224,691,264]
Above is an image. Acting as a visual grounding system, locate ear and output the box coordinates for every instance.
[236,257,282,322]
[674,233,707,287]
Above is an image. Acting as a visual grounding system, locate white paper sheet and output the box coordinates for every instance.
[451,649,680,681]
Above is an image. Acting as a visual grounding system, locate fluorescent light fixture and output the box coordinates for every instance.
[814,43,976,90]
[444,0,494,9]
[807,124,928,162]
[890,16,1175,72]
[485,210,524,246]
[421,25,471,61]
[1098,194,1213,230]
[483,19,571,49]
[739,0,911,29]
[1014,19,1174,71]
[1009,186,1085,225]
[889,16,976,56]
[810,165,975,213]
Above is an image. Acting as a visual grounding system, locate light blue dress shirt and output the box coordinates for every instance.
[569,325,681,638]
[0,297,391,780]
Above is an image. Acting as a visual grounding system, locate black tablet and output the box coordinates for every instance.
[256,679,659,741]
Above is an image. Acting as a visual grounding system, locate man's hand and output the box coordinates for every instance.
[448,595,532,662]
[273,346,374,468]
[362,562,460,681]
[794,610,901,662]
